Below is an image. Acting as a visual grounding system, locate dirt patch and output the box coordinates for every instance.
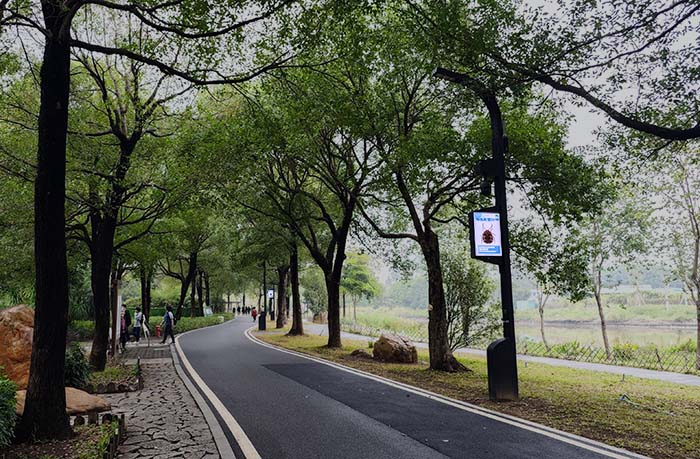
[1,424,111,459]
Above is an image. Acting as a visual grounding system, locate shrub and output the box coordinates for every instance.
[68,320,94,341]
[669,339,696,354]
[65,342,90,389]
[0,369,17,449]
[612,343,640,361]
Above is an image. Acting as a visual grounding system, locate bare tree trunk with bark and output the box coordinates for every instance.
[276,265,289,328]
[288,243,304,336]
[17,5,72,438]
[537,288,549,350]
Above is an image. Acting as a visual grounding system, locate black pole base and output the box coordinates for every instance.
[270,310,275,321]
[486,337,519,401]
[258,312,267,331]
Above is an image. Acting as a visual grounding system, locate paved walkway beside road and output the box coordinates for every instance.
[303,322,700,387]
[103,344,221,459]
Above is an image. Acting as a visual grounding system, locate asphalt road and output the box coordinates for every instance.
[177,317,641,459]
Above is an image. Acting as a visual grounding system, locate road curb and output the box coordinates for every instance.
[170,341,236,459]
[247,327,648,459]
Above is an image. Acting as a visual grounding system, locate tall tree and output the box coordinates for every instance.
[2,0,312,439]
[576,191,652,359]
[67,51,182,370]
[637,146,700,369]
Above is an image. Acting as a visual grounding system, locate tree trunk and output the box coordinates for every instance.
[190,269,197,318]
[276,265,289,328]
[421,229,466,372]
[262,262,267,313]
[175,252,197,320]
[696,298,700,371]
[538,292,549,350]
[88,232,115,371]
[204,271,210,310]
[17,11,73,439]
[594,291,612,359]
[196,269,204,316]
[140,265,148,316]
[342,292,346,318]
[325,272,342,348]
[353,298,357,322]
[145,269,152,321]
[288,243,304,336]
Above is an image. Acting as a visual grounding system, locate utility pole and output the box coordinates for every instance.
[433,67,519,401]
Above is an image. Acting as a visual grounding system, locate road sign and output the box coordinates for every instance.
[267,289,274,299]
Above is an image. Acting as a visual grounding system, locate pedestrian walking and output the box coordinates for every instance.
[251,306,257,322]
[119,310,128,352]
[160,305,176,344]
[133,307,143,343]
[124,308,132,342]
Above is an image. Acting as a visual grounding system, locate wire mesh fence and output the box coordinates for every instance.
[518,340,699,374]
[340,320,429,344]
[340,319,699,375]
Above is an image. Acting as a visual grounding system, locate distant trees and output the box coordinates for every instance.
[577,191,652,359]
[341,253,380,321]
[639,146,700,370]
[442,249,499,351]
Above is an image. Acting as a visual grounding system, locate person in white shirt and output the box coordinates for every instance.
[133,307,143,342]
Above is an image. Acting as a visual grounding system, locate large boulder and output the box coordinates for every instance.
[0,305,34,389]
[15,387,111,416]
[372,334,418,364]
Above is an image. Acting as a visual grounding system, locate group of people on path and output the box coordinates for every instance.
[119,305,176,350]
[119,307,144,351]
[234,305,258,321]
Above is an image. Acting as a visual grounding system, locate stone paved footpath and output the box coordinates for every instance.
[103,345,220,459]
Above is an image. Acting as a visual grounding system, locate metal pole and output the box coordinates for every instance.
[482,93,519,401]
[431,68,519,400]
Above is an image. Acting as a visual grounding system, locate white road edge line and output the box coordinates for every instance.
[171,343,236,459]
[175,321,263,459]
[246,327,648,459]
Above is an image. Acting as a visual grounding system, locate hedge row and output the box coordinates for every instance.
[68,313,234,341]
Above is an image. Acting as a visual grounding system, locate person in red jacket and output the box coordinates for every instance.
[251,307,258,322]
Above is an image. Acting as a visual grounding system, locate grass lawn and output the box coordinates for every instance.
[89,361,137,387]
[255,329,700,459]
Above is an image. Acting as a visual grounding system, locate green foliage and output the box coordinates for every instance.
[301,268,328,315]
[147,313,232,334]
[65,342,90,389]
[0,368,16,449]
[669,340,697,354]
[89,364,137,387]
[341,253,381,303]
[69,320,95,341]
[612,343,640,361]
[442,250,500,350]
